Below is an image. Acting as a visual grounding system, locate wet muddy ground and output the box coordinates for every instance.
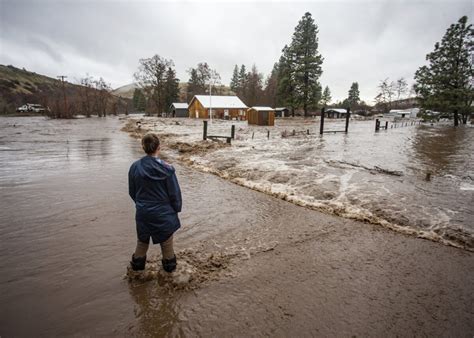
[0,116,473,336]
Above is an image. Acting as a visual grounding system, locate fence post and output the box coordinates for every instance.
[375,119,380,132]
[320,107,325,135]
[231,125,235,139]
[345,107,350,133]
[203,120,208,140]
[385,121,389,130]
[267,130,270,139]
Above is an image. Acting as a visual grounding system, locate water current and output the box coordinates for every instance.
[0,115,472,336]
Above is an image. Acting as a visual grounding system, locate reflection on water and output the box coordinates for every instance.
[127,281,179,336]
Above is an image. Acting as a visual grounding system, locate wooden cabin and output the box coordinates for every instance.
[247,106,275,126]
[169,103,188,117]
[188,95,248,120]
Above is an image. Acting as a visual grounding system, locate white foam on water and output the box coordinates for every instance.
[126,117,474,251]
[460,182,474,191]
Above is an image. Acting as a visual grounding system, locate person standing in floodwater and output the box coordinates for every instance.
[128,133,182,273]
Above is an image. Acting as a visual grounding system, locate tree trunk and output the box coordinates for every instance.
[462,113,467,124]
[454,110,459,126]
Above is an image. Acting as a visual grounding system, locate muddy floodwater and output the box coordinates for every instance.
[130,117,474,249]
[1,116,473,336]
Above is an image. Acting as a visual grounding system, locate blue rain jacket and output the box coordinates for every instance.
[128,156,182,244]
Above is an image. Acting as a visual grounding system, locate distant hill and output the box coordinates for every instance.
[111,83,139,99]
[0,65,130,115]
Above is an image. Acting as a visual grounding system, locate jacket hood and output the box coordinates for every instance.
[136,156,174,181]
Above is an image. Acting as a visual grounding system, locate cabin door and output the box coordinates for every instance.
[195,110,199,118]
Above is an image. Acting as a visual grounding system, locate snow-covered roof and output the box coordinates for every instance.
[192,95,247,109]
[171,103,188,109]
[249,106,274,111]
[326,108,349,113]
[275,107,288,111]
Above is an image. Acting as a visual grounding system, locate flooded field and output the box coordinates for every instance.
[127,116,474,250]
[1,115,473,336]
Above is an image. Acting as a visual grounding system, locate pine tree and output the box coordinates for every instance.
[347,82,360,108]
[263,63,279,107]
[245,65,264,106]
[137,90,147,112]
[186,68,200,102]
[277,45,297,115]
[414,16,473,125]
[133,88,147,111]
[290,12,324,116]
[164,67,180,113]
[321,86,331,106]
[238,64,247,99]
[132,88,141,109]
[230,65,239,93]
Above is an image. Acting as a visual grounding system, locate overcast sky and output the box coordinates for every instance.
[0,0,472,103]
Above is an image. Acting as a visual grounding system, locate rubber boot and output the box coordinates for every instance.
[162,255,177,273]
[130,254,146,271]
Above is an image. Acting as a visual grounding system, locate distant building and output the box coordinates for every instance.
[325,108,350,118]
[169,103,188,118]
[388,108,419,118]
[274,107,289,118]
[247,106,275,126]
[188,95,248,119]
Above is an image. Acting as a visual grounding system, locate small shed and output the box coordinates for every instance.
[274,107,289,118]
[325,108,350,118]
[247,106,275,126]
[170,103,188,118]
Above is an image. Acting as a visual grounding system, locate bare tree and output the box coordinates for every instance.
[79,75,94,117]
[134,55,175,115]
[376,78,396,113]
[395,77,408,101]
[93,77,111,117]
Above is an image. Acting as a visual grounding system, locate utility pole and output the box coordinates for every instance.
[209,81,212,124]
[57,75,68,118]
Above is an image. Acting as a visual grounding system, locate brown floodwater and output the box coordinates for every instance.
[0,116,296,335]
[136,116,474,248]
[0,116,472,336]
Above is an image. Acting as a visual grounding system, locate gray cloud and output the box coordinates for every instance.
[1,0,472,103]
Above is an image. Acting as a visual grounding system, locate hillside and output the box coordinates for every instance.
[0,65,130,115]
[0,65,79,113]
